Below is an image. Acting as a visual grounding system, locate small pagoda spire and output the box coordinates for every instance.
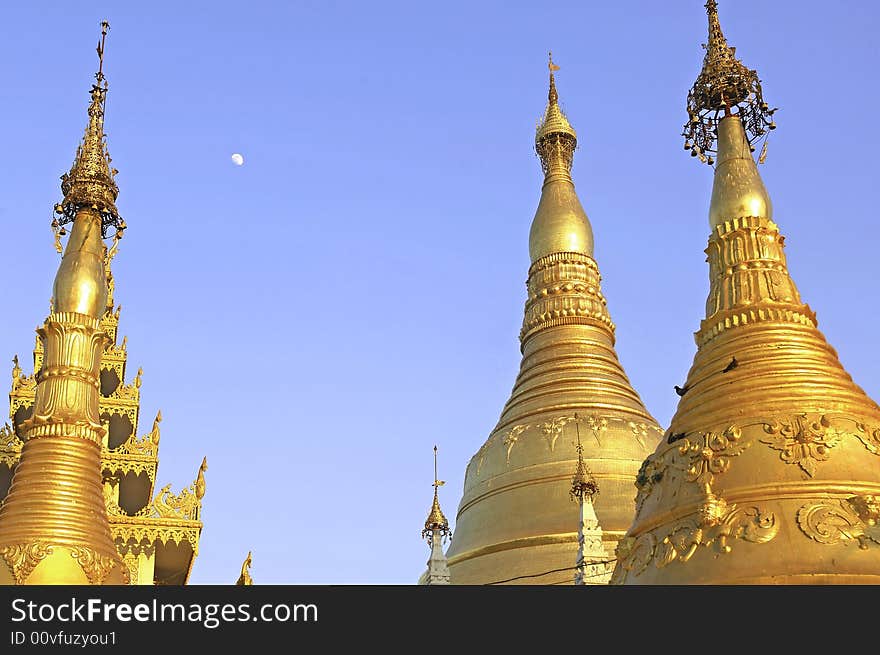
[529,52,594,262]
[421,446,451,585]
[570,423,610,585]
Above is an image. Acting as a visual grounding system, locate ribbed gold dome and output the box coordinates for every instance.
[612,2,880,585]
[445,60,663,585]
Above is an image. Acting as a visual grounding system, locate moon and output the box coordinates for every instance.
[231,153,244,166]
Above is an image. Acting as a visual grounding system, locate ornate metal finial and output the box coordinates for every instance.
[53,20,126,240]
[570,423,599,502]
[683,1,777,165]
[422,445,450,543]
[548,51,560,105]
[535,52,577,176]
[195,456,208,500]
[236,551,253,585]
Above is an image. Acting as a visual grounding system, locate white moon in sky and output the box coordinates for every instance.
[231,153,244,166]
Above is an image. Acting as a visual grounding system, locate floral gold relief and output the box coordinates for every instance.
[0,542,54,585]
[761,415,843,477]
[70,546,126,585]
[797,496,880,549]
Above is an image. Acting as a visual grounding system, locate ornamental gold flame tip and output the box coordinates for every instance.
[422,445,450,542]
[54,20,126,241]
[683,0,777,165]
[236,551,253,585]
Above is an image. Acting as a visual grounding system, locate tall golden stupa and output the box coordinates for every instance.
[612,1,880,585]
[0,22,205,585]
[444,56,664,585]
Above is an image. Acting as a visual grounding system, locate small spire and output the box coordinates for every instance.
[570,423,599,502]
[421,445,451,585]
[535,52,577,177]
[570,422,610,585]
[54,20,126,240]
[422,445,450,542]
[683,1,776,164]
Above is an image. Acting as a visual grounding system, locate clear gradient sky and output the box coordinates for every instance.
[2,1,879,584]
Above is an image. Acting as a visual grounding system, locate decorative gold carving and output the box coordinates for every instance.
[145,478,203,522]
[236,551,253,585]
[195,457,207,500]
[0,542,54,584]
[854,422,880,455]
[520,252,615,342]
[797,495,880,549]
[70,545,124,584]
[761,414,843,477]
[0,423,23,467]
[615,499,777,577]
[629,421,650,448]
[677,426,748,489]
[700,216,813,345]
[502,425,527,464]
[539,416,574,452]
[655,501,777,566]
[147,411,161,446]
[121,550,138,585]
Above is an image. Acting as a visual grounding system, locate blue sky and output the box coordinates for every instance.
[2,1,879,584]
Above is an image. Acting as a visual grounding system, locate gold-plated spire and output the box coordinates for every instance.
[53,21,126,243]
[612,2,880,585]
[0,21,128,585]
[530,53,593,261]
[420,446,451,585]
[422,446,450,542]
[236,551,253,585]
[445,60,662,585]
[683,0,776,165]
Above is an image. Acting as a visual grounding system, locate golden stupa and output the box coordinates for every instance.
[0,22,205,585]
[611,0,880,585]
[444,56,664,585]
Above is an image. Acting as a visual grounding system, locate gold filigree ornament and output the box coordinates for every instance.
[629,421,650,448]
[615,497,777,577]
[70,545,128,584]
[0,542,54,584]
[121,550,139,585]
[679,425,749,488]
[502,425,527,464]
[854,422,880,455]
[761,414,843,477]
[539,416,575,451]
[797,495,880,549]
